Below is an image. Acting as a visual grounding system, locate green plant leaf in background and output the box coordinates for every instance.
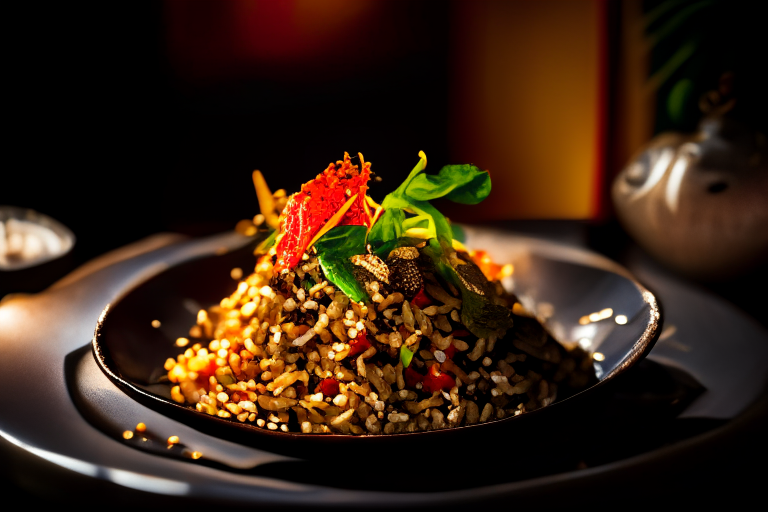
[643,0,730,133]
[668,78,694,124]
[645,0,714,49]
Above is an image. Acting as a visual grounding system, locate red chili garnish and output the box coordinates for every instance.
[404,366,423,388]
[399,325,410,341]
[451,329,471,338]
[348,332,371,358]
[422,363,456,393]
[273,153,372,273]
[411,288,432,309]
[318,378,339,397]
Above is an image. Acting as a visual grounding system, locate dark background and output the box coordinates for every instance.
[5,0,765,274]
[4,1,453,271]
[2,1,767,507]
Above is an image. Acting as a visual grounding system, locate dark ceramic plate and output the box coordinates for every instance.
[92,227,661,461]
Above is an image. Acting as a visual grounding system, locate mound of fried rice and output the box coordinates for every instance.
[164,226,595,435]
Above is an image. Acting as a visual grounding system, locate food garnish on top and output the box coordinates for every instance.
[165,152,594,434]
[272,152,373,274]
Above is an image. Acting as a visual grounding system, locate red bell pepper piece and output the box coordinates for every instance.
[421,363,455,394]
[348,331,371,358]
[317,378,339,396]
[411,288,432,309]
[404,366,423,388]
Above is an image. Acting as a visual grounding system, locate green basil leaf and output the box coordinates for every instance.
[422,238,459,287]
[459,286,513,339]
[367,208,405,249]
[315,226,369,303]
[405,165,490,204]
[423,238,512,339]
[314,225,367,256]
[401,214,435,239]
[408,200,453,244]
[317,257,368,303]
[401,215,429,230]
[451,223,466,243]
[388,151,428,199]
[380,193,413,211]
[400,345,414,368]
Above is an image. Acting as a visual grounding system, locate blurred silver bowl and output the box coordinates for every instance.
[0,205,76,296]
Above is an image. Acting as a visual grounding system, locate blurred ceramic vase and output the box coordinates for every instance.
[612,114,768,280]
